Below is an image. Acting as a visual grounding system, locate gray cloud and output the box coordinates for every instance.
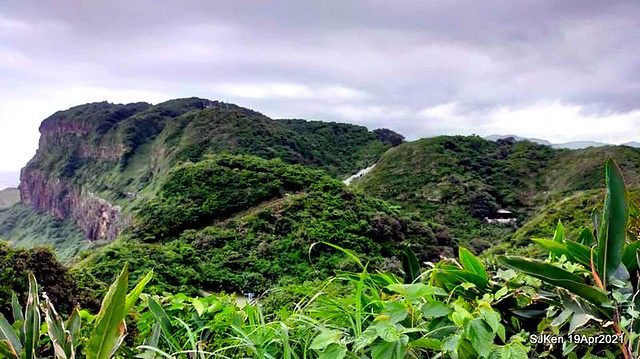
[1,0,640,171]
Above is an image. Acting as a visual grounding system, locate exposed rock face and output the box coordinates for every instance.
[18,101,143,241]
[19,168,128,241]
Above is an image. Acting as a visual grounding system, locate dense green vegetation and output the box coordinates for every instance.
[76,154,452,297]
[3,159,640,358]
[356,136,640,251]
[9,98,640,358]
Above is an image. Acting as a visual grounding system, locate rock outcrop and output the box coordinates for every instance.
[19,168,128,241]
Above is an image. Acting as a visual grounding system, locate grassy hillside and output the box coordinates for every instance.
[0,204,88,261]
[356,136,640,250]
[0,188,19,209]
[75,154,451,296]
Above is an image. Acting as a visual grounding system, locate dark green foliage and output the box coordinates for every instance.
[373,128,405,147]
[134,154,331,240]
[81,157,451,296]
[0,242,77,316]
[357,135,640,250]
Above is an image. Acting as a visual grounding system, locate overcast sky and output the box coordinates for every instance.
[1,0,640,176]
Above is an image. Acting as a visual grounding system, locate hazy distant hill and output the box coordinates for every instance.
[484,134,552,146]
[485,134,637,149]
[0,171,19,189]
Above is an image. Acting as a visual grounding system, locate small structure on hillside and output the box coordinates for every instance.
[485,209,517,224]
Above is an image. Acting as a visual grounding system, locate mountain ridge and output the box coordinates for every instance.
[485,134,640,149]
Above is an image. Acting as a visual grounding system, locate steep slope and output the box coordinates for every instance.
[356,136,640,249]
[0,188,19,209]
[74,155,451,296]
[17,98,399,246]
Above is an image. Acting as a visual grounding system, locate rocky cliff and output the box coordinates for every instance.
[17,98,400,243]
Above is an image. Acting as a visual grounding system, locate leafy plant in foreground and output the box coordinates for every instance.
[498,158,640,358]
[0,266,152,358]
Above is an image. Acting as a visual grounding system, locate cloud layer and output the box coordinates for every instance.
[1,0,640,171]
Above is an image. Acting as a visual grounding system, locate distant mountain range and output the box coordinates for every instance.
[0,171,19,190]
[485,134,640,149]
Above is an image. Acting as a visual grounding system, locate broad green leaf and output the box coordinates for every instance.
[10,292,23,323]
[569,312,596,333]
[43,293,72,359]
[422,302,452,318]
[66,307,81,349]
[374,319,401,342]
[24,272,40,359]
[465,318,494,358]
[549,221,564,261]
[533,239,572,263]
[533,239,592,268]
[310,329,341,350]
[372,339,407,359]
[459,247,488,280]
[382,301,407,324]
[318,343,346,359]
[86,265,129,359]
[0,314,21,355]
[434,269,489,290]
[124,270,153,313]
[9,292,24,347]
[564,240,594,269]
[409,337,441,350]
[597,158,628,287]
[386,283,447,301]
[352,326,378,353]
[192,298,206,316]
[147,297,180,352]
[402,245,421,284]
[497,256,608,305]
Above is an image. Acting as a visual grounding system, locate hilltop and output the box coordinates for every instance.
[3,98,640,299]
[355,135,640,251]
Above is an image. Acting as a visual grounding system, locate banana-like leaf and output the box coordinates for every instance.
[564,240,594,269]
[10,292,24,345]
[86,265,129,359]
[125,270,153,313]
[43,293,74,359]
[10,292,23,323]
[433,269,489,290]
[498,256,608,306]
[402,246,421,284]
[66,307,81,349]
[0,314,21,355]
[549,221,564,261]
[533,239,592,269]
[147,296,181,352]
[596,159,628,288]
[458,247,487,280]
[24,272,40,359]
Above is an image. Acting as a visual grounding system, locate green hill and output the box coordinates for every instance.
[0,188,19,209]
[356,136,640,250]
